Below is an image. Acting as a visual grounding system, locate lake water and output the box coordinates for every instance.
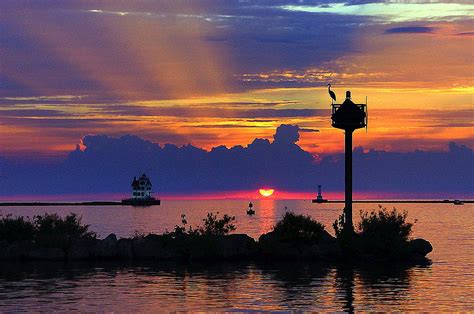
[1,200,473,311]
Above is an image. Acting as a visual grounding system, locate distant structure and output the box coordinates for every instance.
[331,90,367,232]
[131,174,153,199]
[122,173,160,206]
[312,185,328,203]
[247,202,255,215]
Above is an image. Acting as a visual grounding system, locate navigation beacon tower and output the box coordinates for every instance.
[331,90,367,232]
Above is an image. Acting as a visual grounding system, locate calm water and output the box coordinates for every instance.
[0,200,473,311]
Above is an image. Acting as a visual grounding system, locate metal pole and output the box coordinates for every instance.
[344,129,354,232]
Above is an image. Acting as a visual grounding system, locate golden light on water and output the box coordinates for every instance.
[259,189,275,197]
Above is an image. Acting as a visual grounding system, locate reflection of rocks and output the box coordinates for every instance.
[0,232,432,262]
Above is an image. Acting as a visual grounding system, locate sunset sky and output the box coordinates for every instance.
[0,0,473,198]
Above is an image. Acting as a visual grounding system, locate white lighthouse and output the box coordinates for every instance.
[122,173,160,206]
[131,173,153,199]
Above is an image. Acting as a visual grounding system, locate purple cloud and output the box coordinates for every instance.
[384,26,436,34]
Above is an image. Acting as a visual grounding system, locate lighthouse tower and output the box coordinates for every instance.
[313,185,328,203]
[331,91,367,232]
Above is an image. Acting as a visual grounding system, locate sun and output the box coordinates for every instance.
[259,188,275,197]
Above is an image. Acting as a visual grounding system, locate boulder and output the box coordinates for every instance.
[258,230,338,260]
[178,234,257,260]
[258,231,301,258]
[178,236,216,259]
[91,234,118,258]
[133,234,174,259]
[117,238,134,259]
[216,234,257,258]
[67,238,95,260]
[27,247,65,260]
[1,240,34,260]
[0,240,8,259]
[408,238,433,256]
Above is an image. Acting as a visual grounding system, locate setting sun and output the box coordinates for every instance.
[259,189,275,197]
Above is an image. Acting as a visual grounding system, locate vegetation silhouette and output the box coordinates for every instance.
[0,210,431,262]
[333,206,431,260]
[272,212,325,243]
[167,212,236,237]
[0,213,95,244]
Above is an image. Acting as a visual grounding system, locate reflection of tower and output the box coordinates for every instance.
[312,185,327,203]
[331,91,367,232]
[335,266,355,313]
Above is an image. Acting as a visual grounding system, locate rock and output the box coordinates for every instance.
[258,231,300,258]
[35,234,70,251]
[216,234,257,258]
[117,239,134,259]
[258,230,338,260]
[133,234,173,259]
[1,240,34,259]
[179,234,257,260]
[92,234,118,258]
[67,238,95,260]
[409,238,433,256]
[318,231,341,258]
[0,240,8,259]
[94,233,118,257]
[27,247,65,260]
[180,236,215,259]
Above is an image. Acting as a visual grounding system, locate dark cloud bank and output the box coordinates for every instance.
[0,125,472,198]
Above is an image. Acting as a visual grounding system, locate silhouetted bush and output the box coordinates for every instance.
[168,212,236,237]
[197,212,236,236]
[0,213,95,245]
[34,213,96,248]
[332,207,415,257]
[35,213,95,239]
[357,207,413,256]
[333,213,351,238]
[358,207,412,242]
[273,212,325,243]
[0,215,35,242]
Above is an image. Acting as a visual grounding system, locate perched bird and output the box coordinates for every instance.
[327,83,336,103]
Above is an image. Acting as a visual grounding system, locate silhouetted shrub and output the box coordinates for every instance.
[0,213,95,245]
[357,206,413,256]
[34,213,96,248]
[333,213,352,238]
[0,215,35,242]
[358,207,412,241]
[197,212,236,236]
[273,212,325,243]
[35,213,95,239]
[168,212,236,237]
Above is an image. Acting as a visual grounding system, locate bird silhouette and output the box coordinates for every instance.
[327,83,336,103]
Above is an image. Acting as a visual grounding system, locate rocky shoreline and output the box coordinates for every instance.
[0,230,433,263]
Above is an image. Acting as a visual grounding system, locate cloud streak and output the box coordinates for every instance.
[384,26,436,34]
